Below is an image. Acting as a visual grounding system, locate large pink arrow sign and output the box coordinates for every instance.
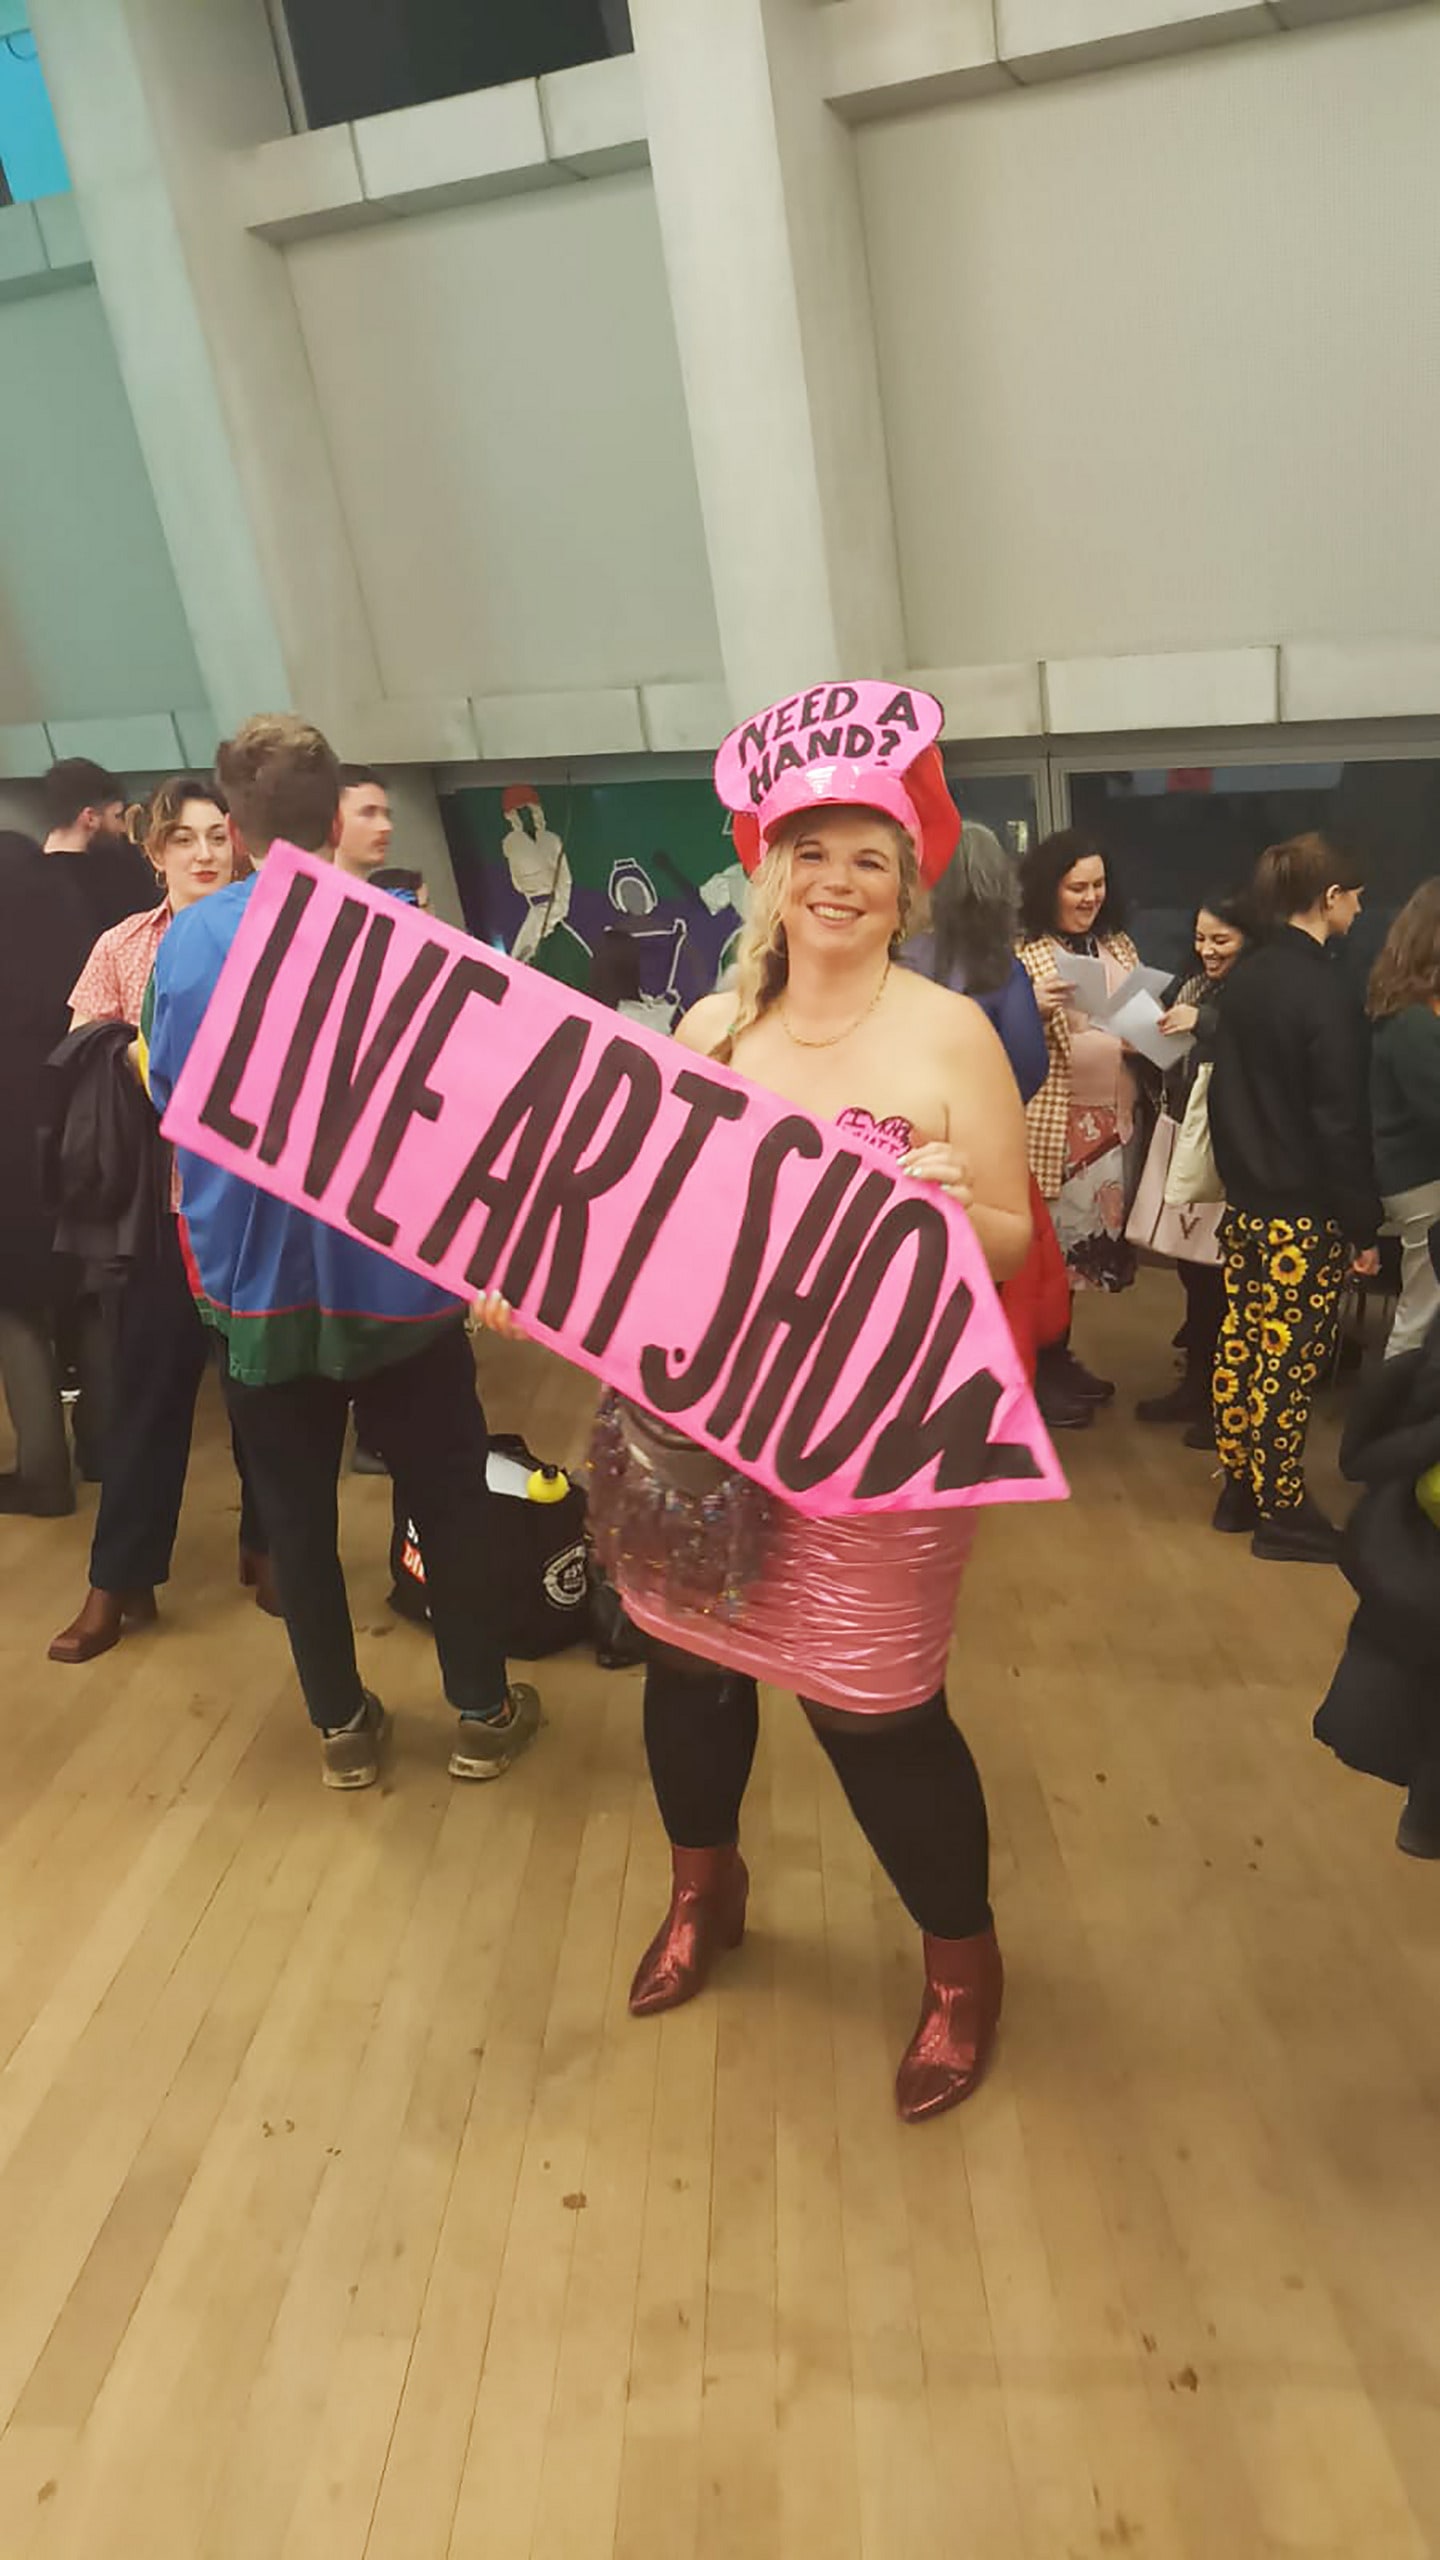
[162,847,1064,1520]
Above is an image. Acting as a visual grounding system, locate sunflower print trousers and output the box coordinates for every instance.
[1213,1213,1346,1516]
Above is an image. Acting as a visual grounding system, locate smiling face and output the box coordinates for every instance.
[1054,853,1107,939]
[778,806,907,965]
[1194,906,1246,981]
[153,797,234,911]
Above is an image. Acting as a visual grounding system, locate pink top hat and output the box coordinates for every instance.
[713,681,960,890]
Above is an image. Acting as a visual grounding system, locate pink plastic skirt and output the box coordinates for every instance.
[614,1501,975,1715]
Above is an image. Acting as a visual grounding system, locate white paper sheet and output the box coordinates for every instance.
[1103,986,1194,1072]
[1051,954,1190,1067]
[1120,965,1179,1005]
[1055,952,1112,1018]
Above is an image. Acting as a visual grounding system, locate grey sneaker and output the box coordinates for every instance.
[321,1691,390,1790]
[448,1683,542,1782]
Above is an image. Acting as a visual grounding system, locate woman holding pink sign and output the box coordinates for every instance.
[479,683,1036,2123]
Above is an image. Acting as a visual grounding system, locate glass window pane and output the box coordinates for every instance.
[945,765,1039,862]
[0,16,71,203]
[1068,756,1440,992]
[283,0,633,130]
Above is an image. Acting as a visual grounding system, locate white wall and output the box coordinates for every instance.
[859,7,1440,672]
[283,171,723,704]
[0,282,205,725]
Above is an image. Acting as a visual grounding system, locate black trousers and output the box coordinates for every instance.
[223,1321,508,1732]
[1177,1259,1226,1376]
[91,1218,265,1592]
[642,1651,992,1941]
[54,1290,113,1481]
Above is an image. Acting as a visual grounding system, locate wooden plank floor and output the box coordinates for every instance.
[2,1274,1438,2559]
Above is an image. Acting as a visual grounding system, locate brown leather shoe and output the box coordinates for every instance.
[895,1926,1004,2124]
[48,1585,158,1666]
[629,1844,748,2017]
[239,1547,283,1617]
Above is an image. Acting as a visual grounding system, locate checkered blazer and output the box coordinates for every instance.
[1018,932,1141,1200]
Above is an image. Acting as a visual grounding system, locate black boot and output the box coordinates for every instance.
[1396,1754,1440,1859]
[1135,1371,1207,1427]
[1251,1494,1341,1565]
[1034,1361,1094,1432]
[1061,1348,1114,1404]
[1212,1475,1259,1534]
[1038,1343,1114,1411]
[0,1470,75,1519]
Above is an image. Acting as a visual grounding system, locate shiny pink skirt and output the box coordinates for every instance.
[615,1502,974,1715]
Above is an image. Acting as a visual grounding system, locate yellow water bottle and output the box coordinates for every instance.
[527,1463,569,1505]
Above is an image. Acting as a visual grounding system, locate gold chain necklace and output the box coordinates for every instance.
[778,963,891,1050]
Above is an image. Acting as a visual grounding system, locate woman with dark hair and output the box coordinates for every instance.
[1018,831,1144,1423]
[1368,880,1440,1360]
[1208,833,1380,1565]
[1135,888,1255,1441]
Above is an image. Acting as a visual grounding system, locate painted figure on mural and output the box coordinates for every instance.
[497,785,586,975]
[448,776,749,1017]
[605,859,692,1032]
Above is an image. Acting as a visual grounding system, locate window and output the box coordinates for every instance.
[0,10,70,204]
[281,0,634,132]
[1068,754,1440,995]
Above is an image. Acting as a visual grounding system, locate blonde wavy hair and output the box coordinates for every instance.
[710,809,920,1065]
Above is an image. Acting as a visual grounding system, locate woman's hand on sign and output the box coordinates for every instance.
[1035,978,1073,1024]
[1158,1001,1199,1037]
[467,1289,527,1342]
[899,1142,974,1209]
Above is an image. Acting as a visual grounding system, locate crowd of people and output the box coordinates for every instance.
[993,822,1440,1567]
[3,698,1439,2128]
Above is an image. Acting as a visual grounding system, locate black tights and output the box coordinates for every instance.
[642,1651,992,1941]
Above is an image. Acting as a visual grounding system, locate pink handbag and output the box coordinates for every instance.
[1126,1115,1224,1266]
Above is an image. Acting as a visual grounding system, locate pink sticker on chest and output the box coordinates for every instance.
[835,1107,914,1160]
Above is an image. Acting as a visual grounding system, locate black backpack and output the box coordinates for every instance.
[387,1433,591,1658]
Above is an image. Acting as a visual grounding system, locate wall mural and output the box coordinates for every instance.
[441,777,748,1033]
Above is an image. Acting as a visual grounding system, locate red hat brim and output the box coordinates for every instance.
[904,745,962,889]
[729,743,959,890]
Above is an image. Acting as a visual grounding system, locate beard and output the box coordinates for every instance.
[89,823,133,857]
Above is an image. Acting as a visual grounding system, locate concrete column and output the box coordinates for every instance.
[28,0,382,740]
[629,0,904,717]
[381,769,465,929]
